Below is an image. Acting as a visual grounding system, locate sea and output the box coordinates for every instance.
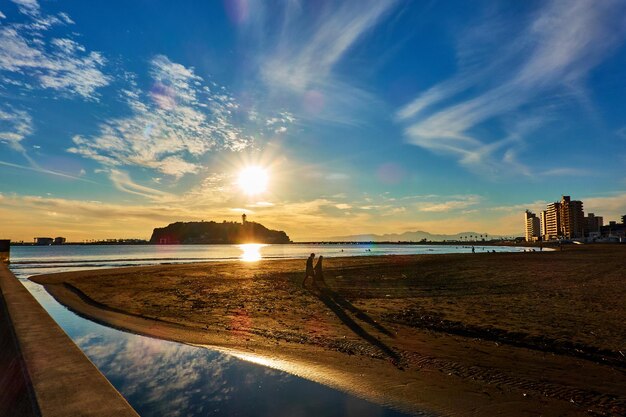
[10,243,527,417]
[10,243,524,277]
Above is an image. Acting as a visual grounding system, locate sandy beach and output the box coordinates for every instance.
[31,245,626,416]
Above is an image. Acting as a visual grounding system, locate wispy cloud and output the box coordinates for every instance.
[416,195,482,213]
[108,169,173,200]
[247,201,274,208]
[259,0,397,92]
[0,105,32,153]
[397,0,626,175]
[237,0,398,126]
[0,160,96,183]
[69,55,252,179]
[10,0,39,17]
[0,1,110,99]
[9,189,623,241]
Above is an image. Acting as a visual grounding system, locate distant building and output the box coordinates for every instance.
[544,202,561,240]
[242,213,247,224]
[600,217,626,240]
[540,210,547,239]
[585,213,603,234]
[559,196,584,239]
[524,210,541,242]
[53,237,66,245]
[535,195,586,240]
[35,237,54,246]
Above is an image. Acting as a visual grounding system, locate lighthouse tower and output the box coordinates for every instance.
[242,213,247,224]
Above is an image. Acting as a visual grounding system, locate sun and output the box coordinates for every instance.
[238,166,268,195]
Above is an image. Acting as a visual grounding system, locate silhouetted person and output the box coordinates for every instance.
[303,253,315,286]
[314,255,324,282]
[471,246,475,253]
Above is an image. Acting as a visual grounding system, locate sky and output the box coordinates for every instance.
[1,0,625,242]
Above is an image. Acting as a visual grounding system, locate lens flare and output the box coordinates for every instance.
[238,166,268,195]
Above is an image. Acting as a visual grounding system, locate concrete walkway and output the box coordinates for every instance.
[0,264,139,417]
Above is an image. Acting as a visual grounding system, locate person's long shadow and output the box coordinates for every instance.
[309,274,404,368]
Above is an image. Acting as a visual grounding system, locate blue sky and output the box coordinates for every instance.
[1,0,625,241]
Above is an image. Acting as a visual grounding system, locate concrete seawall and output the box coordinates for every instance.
[0,264,139,417]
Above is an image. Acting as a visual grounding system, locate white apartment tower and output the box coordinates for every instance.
[524,210,541,242]
[544,202,561,240]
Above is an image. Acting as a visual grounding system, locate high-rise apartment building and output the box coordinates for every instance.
[544,202,561,240]
[524,210,541,242]
[527,195,588,240]
[559,196,584,239]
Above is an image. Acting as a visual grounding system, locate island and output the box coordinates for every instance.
[149,217,291,244]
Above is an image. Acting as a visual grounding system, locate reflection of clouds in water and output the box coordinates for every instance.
[73,332,412,417]
[21,273,412,416]
[75,333,236,416]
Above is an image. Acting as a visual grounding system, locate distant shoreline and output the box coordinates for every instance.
[10,240,570,247]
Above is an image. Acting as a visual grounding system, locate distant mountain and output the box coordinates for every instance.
[150,221,291,244]
[327,230,488,242]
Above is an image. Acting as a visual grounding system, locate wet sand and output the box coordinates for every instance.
[31,245,626,416]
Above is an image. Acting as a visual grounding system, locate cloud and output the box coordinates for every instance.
[0,190,588,241]
[489,200,549,214]
[10,0,40,16]
[248,201,274,208]
[69,55,253,179]
[539,167,592,177]
[259,0,397,92]
[238,1,397,126]
[108,169,173,200]
[583,193,626,222]
[73,335,239,415]
[416,195,482,213]
[0,105,32,152]
[397,0,626,176]
[0,104,98,181]
[0,160,95,182]
[0,3,110,99]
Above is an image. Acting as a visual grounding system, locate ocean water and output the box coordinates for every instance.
[10,244,527,416]
[10,243,525,276]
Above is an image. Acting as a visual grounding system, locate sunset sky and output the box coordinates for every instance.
[1,0,625,241]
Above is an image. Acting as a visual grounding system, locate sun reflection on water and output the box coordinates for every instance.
[238,243,265,262]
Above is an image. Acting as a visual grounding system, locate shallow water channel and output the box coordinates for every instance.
[17,276,420,417]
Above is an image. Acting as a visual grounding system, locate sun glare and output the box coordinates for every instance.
[238,166,268,195]
[239,243,265,262]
